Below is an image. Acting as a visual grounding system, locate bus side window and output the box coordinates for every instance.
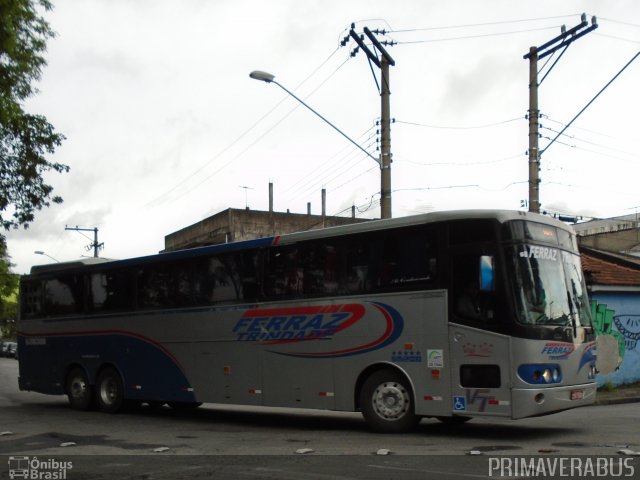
[90,271,134,312]
[137,262,191,309]
[264,246,303,298]
[453,254,496,323]
[346,236,371,294]
[300,242,341,296]
[377,227,437,289]
[21,280,43,319]
[43,274,84,316]
[241,251,259,300]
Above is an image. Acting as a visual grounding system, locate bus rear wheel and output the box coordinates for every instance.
[360,369,420,433]
[95,367,125,413]
[66,367,94,411]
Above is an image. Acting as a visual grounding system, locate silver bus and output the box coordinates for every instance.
[18,210,598,432]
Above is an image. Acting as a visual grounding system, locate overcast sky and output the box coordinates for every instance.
[6,0,639,273]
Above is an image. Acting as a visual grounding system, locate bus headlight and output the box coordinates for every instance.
[518,364,563,384]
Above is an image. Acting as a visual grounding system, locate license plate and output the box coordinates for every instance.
[570,389,584,401]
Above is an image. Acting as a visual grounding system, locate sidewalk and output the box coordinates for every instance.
[595,382,640,406]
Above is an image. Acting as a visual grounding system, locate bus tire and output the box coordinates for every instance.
[360,368,420,433]
[95,367,125,414]
[66,367,94,411]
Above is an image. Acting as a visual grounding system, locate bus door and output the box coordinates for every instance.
[447,253,513,417]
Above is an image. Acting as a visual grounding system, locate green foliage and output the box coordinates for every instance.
[0,0,68,231]
[0,237,18,339]
[599,380,616,393]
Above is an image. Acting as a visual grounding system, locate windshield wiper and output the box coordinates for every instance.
[566,290,577,338]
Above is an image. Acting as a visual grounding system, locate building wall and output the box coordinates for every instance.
[592,291,640,387]
[164,208,369,252]
[578,229,640,253]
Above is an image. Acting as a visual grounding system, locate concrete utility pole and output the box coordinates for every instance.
[523,14,597,214]
[379,54,393,220]
[346,26,395,219]
[527,47,540,214]
[65,226,104,258]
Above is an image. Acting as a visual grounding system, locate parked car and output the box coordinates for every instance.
[2,341,17,358]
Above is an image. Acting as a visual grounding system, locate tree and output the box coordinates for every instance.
[0,0,68,231]
[0,237,18,339]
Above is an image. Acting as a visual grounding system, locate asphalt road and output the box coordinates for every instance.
[1,358,639,479]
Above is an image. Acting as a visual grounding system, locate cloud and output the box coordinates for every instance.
[438,54,520,120]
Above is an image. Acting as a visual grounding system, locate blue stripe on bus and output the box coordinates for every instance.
[19,331,196,402]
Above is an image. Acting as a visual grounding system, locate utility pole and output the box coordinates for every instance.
[523,13,597,213]
[379,53,392,220]
[344,25,395,219]
[527,47,540,214]
[65,226,104,258]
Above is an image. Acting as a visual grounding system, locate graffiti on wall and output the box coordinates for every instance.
[613,315,640,350]
[591,299,640,386]
[591,300,625,367]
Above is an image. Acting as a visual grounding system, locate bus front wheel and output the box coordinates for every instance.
[95,367,125,414]
[66,367,94,411]
[360,369,420,433]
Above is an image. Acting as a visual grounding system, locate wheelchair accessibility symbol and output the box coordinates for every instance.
[453,396,466,411]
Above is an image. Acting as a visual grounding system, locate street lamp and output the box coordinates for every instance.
[249,70,386,215]
[34,251,59,263]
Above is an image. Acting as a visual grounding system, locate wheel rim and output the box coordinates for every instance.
[99,377,119,406]
[372,381,410,420]
[70,376,88,401]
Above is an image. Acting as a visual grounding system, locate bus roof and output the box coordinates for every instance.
[27,209,571,276]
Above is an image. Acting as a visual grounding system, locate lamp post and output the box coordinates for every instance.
[249,70,387,218]
[34,251,59,263]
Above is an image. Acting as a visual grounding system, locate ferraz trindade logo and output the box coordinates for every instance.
[8,456,73,479]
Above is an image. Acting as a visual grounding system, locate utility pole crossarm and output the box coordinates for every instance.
[363,27,395,66]
[65,225,104,258]
[523,13,597,214]
[349,30,380,68]
[345,25,396,219]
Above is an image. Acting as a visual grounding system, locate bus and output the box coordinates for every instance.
[17,210,598,432]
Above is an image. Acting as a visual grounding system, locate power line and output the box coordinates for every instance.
[540,49,640,155]
[597,17,640,29]
[143,47,344,208]
[395,117,522,130]
[388,14,581,33]
[282,123,376,199]
[396,152,524,167]
[543,116,616,138]
[391,181,528,194]
[158,56,354,206]
[540,125,638,160]
[330,165,379,193]
[394,26,560,45]
[593,32,640,45]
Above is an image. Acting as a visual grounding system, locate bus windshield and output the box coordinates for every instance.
[507,245,591,329]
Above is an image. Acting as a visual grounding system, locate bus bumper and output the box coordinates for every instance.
[511,382,597,419]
